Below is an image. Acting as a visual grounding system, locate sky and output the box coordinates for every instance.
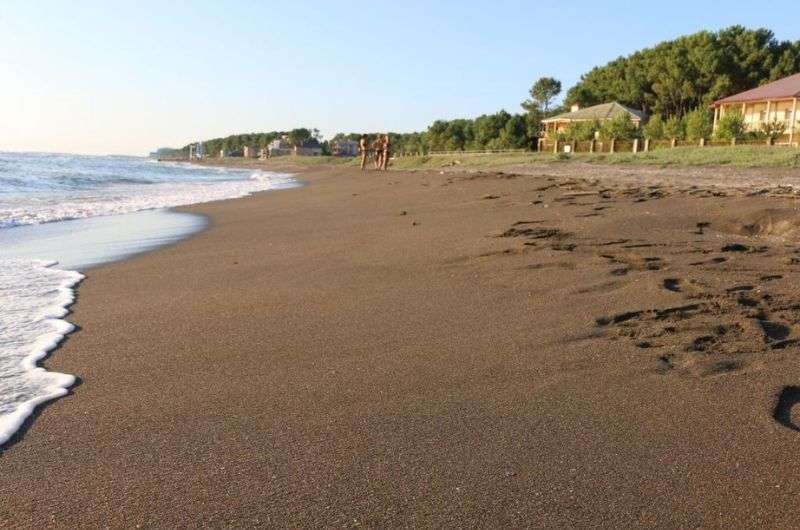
[1,0,799,156]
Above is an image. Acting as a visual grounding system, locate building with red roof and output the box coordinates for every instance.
[712,73,800,143]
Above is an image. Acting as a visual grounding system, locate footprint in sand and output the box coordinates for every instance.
[690,256,727,266]
[722,243,750,252]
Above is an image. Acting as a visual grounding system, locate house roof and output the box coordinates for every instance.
[541,102,645,123]
[714,73,800,105]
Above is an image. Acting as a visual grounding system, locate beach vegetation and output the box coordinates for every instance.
[684,109,713,141]
[663,115,686,140]
[761,120,787,141]
[423,111,539,152]
[599,114,640,140]
[563,120,600,141]
[564,26,800,119]
[643,115,665,140]
[388,145,800,171]
[714,110,746,140]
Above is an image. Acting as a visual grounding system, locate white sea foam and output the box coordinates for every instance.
[0,260,83,446]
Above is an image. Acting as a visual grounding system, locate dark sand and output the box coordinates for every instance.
[5,163,800,527]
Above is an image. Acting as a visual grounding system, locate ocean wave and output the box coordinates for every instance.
[0,153,298,229]
[0,171,296,229]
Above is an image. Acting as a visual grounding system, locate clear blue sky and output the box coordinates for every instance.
[1,0,798,155]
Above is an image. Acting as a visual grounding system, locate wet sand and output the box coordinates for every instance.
[5,163,800,527]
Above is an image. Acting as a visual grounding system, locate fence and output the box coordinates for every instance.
[537,136,799,154]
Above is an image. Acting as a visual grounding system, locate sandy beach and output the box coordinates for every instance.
[6,162,800,527]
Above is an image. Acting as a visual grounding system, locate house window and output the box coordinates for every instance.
[760,111,767,122]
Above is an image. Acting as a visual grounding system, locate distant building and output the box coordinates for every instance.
[243,145,257,158]
[295,137,323,156]
[332,139,359,157]
[269,135,324,156]
[268,136,294,157]
[186,142,205,160]
[541,102,645,135]
[711,73,800,143]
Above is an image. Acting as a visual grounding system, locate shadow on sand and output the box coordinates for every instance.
[0,376,84,455]
[773,386,800,432]
[0,291,84,455]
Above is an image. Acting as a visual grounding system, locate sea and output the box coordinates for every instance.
[0,152,297,446]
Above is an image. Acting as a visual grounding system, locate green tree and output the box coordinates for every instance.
[643,115,665,139]
[524,111,543,143]
[685,109,713,141]
[288,128,312,147]
[473,111,511,148]
[564,120,600,141]
[565,26,800,119]
[499,114,529,148]
[714,109,746,140]
[663,116,685,139]
[599,114,640,140]
[522,77,562,114]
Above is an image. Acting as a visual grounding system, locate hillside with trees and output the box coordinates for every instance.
[566,26,800,118]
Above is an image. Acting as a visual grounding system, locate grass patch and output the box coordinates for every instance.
[388,145,800,171]
[258,156,356,167]
[594,145,800,168]
[390,152,545,170]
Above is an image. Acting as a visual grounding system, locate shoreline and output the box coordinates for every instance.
[5,163,800,525]
[0,208,212,450]
[1,209,208,272]
[0,164,300,453]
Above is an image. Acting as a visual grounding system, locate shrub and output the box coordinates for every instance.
[545,130,567,142]
[643,115,665,140]
[663,116,685,140]
[599,114,640,140]
[715,109,746,140]
[744,130,767,141]
[761,120,787,141]
[685,109,713,141]
[564,120,600,141]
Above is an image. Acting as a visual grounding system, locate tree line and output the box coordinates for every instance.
[181,128,323,156]
[181,26,799,155]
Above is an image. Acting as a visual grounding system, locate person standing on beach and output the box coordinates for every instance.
[381,134,391,171]
[372,135,384,170]
[359,134,369,170]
